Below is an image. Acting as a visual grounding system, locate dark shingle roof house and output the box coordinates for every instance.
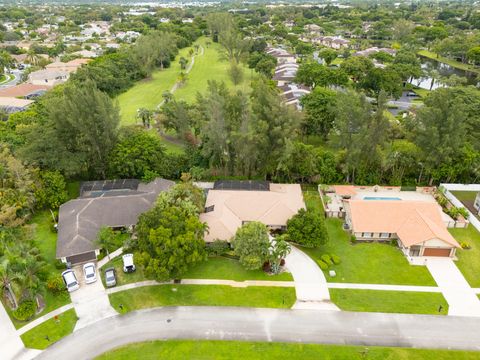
[56,178,174,264]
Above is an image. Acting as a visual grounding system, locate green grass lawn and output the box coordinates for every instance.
[418,50,480,74]
[117,44,194,125]
[109,285,295,313]
[450,226,480,287]
[20,309,77,350]
[66,181,80,200]
[451,191,477,202]
[302,191,436,286]
[95,340,480,360]
[412,88,430,98]
[173,38,254,104]
[182,256,293,281]
[117,37,254,126]
[330,289,448,315]
[302,219,436,285]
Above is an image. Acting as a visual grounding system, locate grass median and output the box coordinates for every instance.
[330,289,448,315]
[109,284,296,313]
[20,309,77,350]
[95,340,480,360]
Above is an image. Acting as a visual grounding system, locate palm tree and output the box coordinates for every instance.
[136,108,153,128]
[16,256,45,302]
[0,257,19,309]
[179,57,188,70]
[26,50,40,66]
[0,51,13,75]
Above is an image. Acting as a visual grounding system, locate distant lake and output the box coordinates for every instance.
[412,56,478,90]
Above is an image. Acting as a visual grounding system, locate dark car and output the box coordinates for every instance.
[104,267,117,287]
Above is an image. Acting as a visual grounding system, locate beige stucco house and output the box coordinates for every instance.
[200,181,305,242]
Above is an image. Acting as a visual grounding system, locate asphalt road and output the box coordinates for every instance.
[36,306,480,359]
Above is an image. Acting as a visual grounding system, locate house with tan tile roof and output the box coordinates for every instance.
[344,199,460,258]
[200,181,305,242]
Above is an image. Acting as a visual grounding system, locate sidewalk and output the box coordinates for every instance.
[0,301,26,360]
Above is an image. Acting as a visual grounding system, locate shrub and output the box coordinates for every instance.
[316,260,328,271]
[47,276,65,295]
[461,242,471,249]
[207,240,230,256]
[350,234,357,244]
[331,254,341,265]
[458,207,469,219]
[12,301,36,321]
[321,254,333,266]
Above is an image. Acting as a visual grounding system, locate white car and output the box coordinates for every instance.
[122,254,136,273]
[61,269,80,292]
[83,262,97,284]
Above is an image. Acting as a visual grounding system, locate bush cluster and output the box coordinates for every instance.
[12,301,36,321]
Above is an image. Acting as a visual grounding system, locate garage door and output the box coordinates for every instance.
[423,248,451,257]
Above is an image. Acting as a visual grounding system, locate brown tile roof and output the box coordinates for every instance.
[0,83,51,98]
[347,200,460,247]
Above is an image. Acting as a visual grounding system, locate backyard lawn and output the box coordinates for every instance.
[95,340,480,360]
[450,226,480,287]
[302,191,436,286]
[20,309,77,350]
[182,256,293,281]
[450,191,477,202]
[109,285,295,313]
[330,289,448,315]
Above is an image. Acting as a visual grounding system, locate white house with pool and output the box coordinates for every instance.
[321,185,460,259]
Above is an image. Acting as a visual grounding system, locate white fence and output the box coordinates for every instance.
[441,183,480,232]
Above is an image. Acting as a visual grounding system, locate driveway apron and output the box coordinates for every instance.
[426,258,480,317]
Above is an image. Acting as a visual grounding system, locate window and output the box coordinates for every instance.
[204,205,214,213]
[362,232,373,238]
[380,232,390,238]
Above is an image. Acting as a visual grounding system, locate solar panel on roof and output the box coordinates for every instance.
[213,180,270,191]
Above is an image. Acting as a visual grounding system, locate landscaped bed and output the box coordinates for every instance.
[450,225,480,287]
[108,285,296,313]
[20,309,77,350]
[330,289,448,315]
[94,339,480,360]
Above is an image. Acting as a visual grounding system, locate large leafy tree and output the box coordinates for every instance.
[20,81,119,178]
[135,183,206,280]
[300,86,336,137]
[233,221,270,270]
[34,170,68,210]
[286,208,328,248]
[0,146,37,227]
[108,127,166,179]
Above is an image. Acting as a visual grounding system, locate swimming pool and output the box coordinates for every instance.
[363,196,402,201]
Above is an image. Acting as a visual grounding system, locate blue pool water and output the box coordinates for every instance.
[363,196,402,201]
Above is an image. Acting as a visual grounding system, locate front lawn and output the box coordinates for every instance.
[302,219,436,285]
[95,340,480,360]
[301,191,435,286]
[330,289,448,315]
[450,226,480,287]
[182,256,293,281]
[20,309,77,350]
[109,285,296,313]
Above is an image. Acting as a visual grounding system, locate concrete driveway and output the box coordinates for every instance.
[36,306,480,359]
[426,258,480,317]
[70,264,117,330]
[285,246,339,310]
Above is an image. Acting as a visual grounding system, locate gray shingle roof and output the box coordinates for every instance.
[56,178,174,258]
